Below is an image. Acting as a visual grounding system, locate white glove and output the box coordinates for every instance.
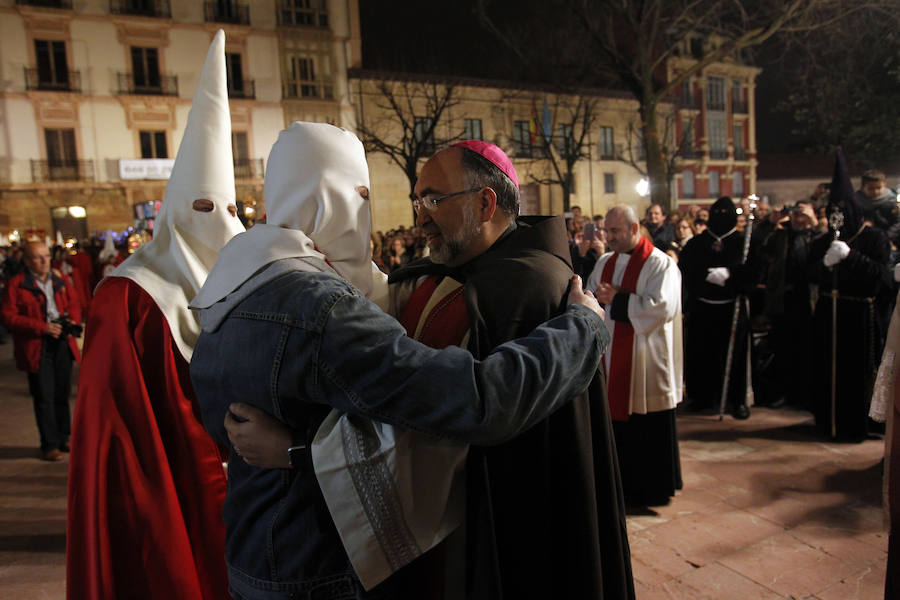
[823,240,850,267]
[705,267,730,287]
[893,263,900,283]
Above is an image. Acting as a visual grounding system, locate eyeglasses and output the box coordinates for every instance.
[412,187,481,213]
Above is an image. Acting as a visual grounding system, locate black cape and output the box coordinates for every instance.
[678,227,759,411]
[390,215,634,600]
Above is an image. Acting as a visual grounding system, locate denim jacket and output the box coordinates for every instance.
[190,257,609,599]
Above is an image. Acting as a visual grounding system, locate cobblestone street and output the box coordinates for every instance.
[0,338,888,599]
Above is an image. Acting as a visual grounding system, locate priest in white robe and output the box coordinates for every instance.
[587,204,683,506]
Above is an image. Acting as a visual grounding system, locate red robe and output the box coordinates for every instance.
[67,277,229,600]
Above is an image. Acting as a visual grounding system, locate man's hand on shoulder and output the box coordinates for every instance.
[225,403,294,469]
[567,275,605,320]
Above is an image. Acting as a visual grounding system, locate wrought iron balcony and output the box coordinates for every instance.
[117,73,178,96]
[31,160,94,182]
[233,158,264,179]
[16,0,73,8]
[282,81,333,100]
[25,68,81,93]
[734,147,748,160]
[709,149,728,160]
[707,99,726,111]
[205,1,249,24]
[680,148,702,160]
[110,0,171,18]
[277,7,329,28]
[732,100,748,114]
[228,79,255,99]
[679,91,701,110]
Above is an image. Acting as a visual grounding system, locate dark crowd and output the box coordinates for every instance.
[569,168,896,441]
[363,166,900,440]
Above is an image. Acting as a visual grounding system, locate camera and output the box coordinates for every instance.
[52,317,83,338]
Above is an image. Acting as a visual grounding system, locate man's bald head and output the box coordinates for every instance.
[23,241,51,280]
[603,205,642,254]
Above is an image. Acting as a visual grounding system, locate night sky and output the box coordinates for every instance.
[358,0,802,154]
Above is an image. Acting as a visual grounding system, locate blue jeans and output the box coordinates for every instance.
[228,566,394,600]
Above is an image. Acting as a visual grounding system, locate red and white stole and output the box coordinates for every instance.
[599,236,654,421]
[398,275,470,349]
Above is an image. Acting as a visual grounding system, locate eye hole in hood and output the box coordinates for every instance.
[193,199,215,212]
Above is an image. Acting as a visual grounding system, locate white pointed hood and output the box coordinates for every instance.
[110,29,244,361]
[192,121,388,311]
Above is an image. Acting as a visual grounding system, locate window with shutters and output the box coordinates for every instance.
[139,131,168,159]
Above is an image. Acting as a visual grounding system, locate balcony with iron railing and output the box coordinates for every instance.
[31,160,94,182]
[117,73,178,96]
[110,0,171,18]
[680,147,702,160]
[204,1,249,25]
[282,81,333,100]
[16,0,73,8]
[732,100,748,114]
[734,147,748,160]
[276,7,329,27]
[25,68,81,93]
[234,158,264,179]
[707,99,726,111]
[228,79,255,100]
[679,91,701,110]
[709,148,728,160]
[511,143,550,160]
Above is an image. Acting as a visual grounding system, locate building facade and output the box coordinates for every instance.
[0,2,760,243]
[0,0,360,243]
[668,39,761,209]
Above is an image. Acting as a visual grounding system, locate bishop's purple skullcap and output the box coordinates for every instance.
[451,140,519,189]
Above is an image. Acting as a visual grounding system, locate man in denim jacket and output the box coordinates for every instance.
[189,122,609,600]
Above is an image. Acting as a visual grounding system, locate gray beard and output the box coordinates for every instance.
[430,203,481,265]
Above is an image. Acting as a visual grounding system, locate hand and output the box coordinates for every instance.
[45,322,63,338]
[823,240,850,267]
[705,267,730,286]
[893,263,900,283]
[567,275,605,320]
[594,282,620,305]
[225,403,294,469]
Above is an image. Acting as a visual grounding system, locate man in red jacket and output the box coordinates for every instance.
[1,241,81,460]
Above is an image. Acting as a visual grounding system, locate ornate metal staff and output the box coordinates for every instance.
[828,209,844,438]
[719,195,758,420]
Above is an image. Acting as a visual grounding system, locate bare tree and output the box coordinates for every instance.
[476,0,894,211]
[350,71,462,207]
[511,93,601,212]
[619,107,697,201]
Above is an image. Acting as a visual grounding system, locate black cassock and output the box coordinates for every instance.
[807,225,891,440]
[679,228,759,413]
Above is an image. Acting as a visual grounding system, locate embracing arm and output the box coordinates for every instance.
[300,275,608,445]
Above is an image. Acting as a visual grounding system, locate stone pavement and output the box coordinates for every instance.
[0,335,889,599]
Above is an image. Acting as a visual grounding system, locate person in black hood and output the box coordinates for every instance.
[679,196,760,419]
[761,201,818,409]
[808,150,892,441]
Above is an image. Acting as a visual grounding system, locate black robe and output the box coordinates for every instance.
[389,216,634,600]
[762,225,816,409]
[807,226,891,440]
[678,228,759,412]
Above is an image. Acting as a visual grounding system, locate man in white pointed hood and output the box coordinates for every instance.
[67,30,244,600]
[188,121,610,599]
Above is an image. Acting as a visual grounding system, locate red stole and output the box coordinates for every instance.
[600,236,654,421]
[398,275,470,348]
